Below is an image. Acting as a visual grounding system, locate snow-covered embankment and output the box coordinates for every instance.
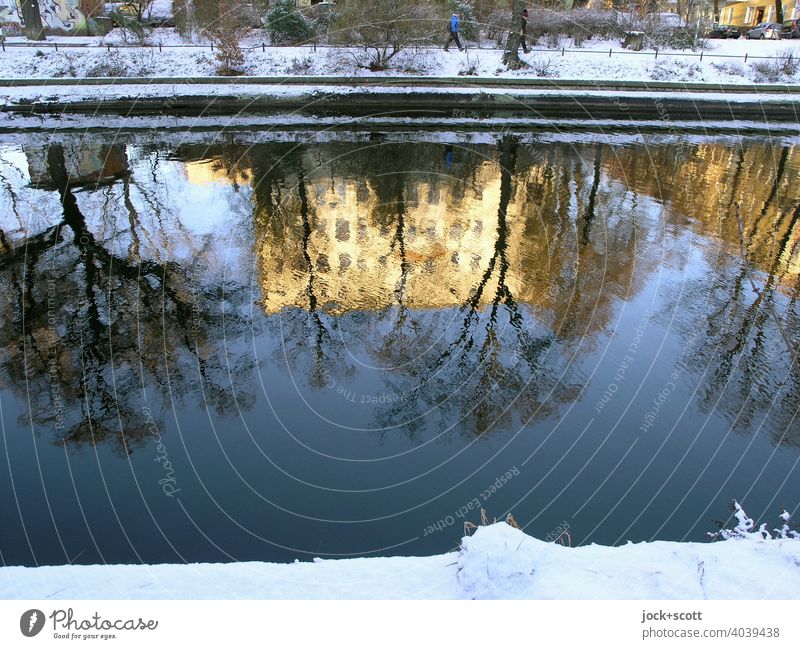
[2,522,798,600]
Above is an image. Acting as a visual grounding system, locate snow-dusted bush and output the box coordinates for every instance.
[287,55,313,75]
[529,55,557,77]
[650,59,703,81]
[51,52,79,78]
[644,26,708,52]
[711,61,746,78]
[394,48,437,75]
[0,21,23,37]
[484,9,511,47]
[525,9,625,48]
[458,51,481,76]
[266,0,314,45]
[709,501,799,541]
[750,49,800,83]
[304,1,335,37]
[85,52,129,77]
[775,48,799,76]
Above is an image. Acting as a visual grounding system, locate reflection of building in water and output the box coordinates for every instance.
[184,159,253,187]
[25,143,128,187]
[253,143,649,346]
[259,163,514,315]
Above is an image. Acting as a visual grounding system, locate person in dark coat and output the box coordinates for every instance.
[444,13,464,51]
[521,9,530,54]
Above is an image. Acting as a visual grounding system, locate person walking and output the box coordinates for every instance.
[444,13,464,52]
[521,9,530,54]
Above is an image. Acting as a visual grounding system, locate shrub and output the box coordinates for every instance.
[778,49,800,76]
[50,52,78,78]
[644,26,708,51]
[751,60,783,83]
[650,59,703,81]
[288,55,313,75]
[332,0,433,71]
[305,1,336,38]
[205,5,253,75]
[751,48,800,82]
[458,51,481,76]
[526,8,626,47]
[266,0,314,45]
[0,21,24,37]
[711,61,746,78]
[484,9,511,47]
[85,53,128,77]
[530,55,557,77]
[110,11,153,46]
[394,49,436,74]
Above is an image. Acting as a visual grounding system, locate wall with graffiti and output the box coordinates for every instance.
[0,0,89,34]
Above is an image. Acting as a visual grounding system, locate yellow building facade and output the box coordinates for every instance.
[720,0,799,26]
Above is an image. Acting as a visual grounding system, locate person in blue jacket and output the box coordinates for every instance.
[444,13,464,51]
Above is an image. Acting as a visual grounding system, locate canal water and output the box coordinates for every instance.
[0,129,798,566]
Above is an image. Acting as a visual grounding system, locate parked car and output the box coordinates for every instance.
[706,23,741,38]
[745,22,782,39]
[781,18,800,39]
[107,2,175,27]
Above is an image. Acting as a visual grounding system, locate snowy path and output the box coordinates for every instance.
[2,524,798,599]
[1,31,799,85]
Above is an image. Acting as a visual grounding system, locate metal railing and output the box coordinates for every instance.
[0,39,797,63]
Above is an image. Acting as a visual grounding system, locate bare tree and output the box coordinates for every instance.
[20,0,45,41]
[774,0,784,24]
[333,0,432,70]
[502,0,525,70]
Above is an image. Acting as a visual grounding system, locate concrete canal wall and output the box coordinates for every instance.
[0,77,797,123]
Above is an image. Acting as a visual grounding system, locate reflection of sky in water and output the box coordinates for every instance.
[0,132,798,567]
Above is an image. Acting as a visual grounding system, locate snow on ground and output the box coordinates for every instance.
[1,30,799,84]
[1,523,798,599]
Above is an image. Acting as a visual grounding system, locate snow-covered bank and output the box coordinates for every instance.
[1,31,800,85]
[2,523,798,599]
[0,83,794,103]
[0,81,795,125]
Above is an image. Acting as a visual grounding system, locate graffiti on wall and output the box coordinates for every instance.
[0,0,20,23]
[40,0,87,31]
[0,0,88,33]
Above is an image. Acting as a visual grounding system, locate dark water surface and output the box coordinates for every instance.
[0,129,798,566]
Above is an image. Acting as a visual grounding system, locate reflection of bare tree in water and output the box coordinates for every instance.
[367,173,423,370]
[254,146,353,390]
[0,144,254,454]
[675,157,800,446]
[581,144,603,248]
[376,137,579,438]
[247,135,798,445]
